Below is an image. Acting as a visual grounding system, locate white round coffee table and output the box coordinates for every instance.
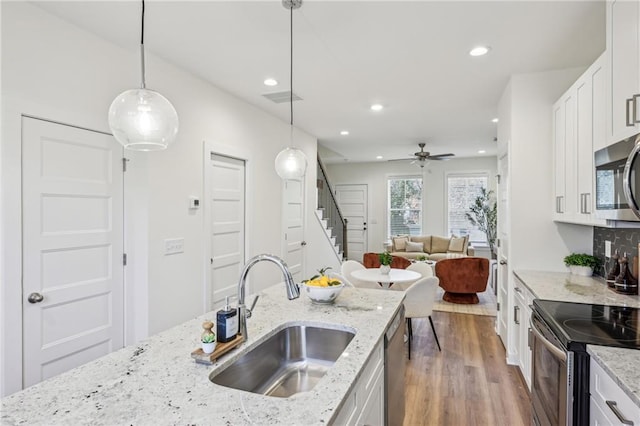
[351,268,421,289]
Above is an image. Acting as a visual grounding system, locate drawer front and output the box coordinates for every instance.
[360,339,383,397]
[590,359,640,424]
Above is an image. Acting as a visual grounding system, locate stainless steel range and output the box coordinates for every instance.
[530,300,640,425]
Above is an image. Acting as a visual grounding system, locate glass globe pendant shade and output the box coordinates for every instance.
[108,88,179,151]
[275,147,308,179]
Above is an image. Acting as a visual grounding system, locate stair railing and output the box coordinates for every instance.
[317,155,348,259]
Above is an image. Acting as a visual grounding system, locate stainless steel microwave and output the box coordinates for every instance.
[594,132,640,221]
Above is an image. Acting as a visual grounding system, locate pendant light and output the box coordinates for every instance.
[275,0,308,179]
[108,0,179,151]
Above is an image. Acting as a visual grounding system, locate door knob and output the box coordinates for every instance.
[301,241,307,246]
[27,292,44,304]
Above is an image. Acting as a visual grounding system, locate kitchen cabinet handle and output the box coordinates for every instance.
[580,194,584,214]
[527,327,533,349]
[559,196,564,213]
[585,193,591,214]
[634,94,640,124]
[626,98,635,127]
[499,260,507,265]
[514,286,522,293]
[605,400,634,425]
[514,305,520,325]
[27,292,44,303]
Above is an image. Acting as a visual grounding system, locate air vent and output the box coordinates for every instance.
[262,91,302,104]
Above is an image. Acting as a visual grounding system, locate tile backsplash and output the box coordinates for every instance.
[593,227,640,277]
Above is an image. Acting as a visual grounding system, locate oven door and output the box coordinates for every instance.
[530,312,570,426]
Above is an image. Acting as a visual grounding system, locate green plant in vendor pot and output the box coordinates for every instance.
[563,253,600,276]
[379,251,393,275]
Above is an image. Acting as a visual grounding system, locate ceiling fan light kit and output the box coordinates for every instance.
[275,0,308,180]
[108,0,179,151]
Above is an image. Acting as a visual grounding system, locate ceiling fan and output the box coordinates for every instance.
[388,143,454,168]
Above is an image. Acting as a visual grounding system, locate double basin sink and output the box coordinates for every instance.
[210,324,355,398]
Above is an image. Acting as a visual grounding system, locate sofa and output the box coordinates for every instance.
[384,234,474,261]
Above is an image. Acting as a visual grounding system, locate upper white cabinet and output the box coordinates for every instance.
[552,54,607,226]
[607,0,640,144]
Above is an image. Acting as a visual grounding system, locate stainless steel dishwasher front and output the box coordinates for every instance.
[384,305,405,426]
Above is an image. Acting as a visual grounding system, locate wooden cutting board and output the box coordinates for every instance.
[191,334,244,365]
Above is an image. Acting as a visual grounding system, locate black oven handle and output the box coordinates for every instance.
[530,317,567,362]
[623,142,640,220]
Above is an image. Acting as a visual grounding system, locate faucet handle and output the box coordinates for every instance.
[246,295,260,319]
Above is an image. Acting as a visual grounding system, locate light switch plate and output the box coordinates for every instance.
[605,240,611,258]
[165,238,184,255]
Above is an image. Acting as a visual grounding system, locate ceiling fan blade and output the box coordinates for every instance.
[387,158,415,162]
[428,153,455,160]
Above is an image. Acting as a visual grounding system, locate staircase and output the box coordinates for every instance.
[316,156,348,261]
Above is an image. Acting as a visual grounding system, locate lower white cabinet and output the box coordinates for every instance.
[513,276,533,389]
[590,358,640,425]
[332,339,384,426]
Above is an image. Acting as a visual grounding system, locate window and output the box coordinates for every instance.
[447,173,488,244]
[388,176,423,236]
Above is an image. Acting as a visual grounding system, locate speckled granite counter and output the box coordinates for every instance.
[588,345,640,408]
[1,284,404,425]
[514,270,640,409]
[513,270,640,308]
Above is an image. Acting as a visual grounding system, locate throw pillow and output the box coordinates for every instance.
[410,235,432,253]
[392,236,409,252]
[431,235,451,253]
[405,241,424,252]
[448,235,467,253]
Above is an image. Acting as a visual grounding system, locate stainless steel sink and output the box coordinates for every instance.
[209,324,355,398]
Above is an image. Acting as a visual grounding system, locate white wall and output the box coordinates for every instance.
[0,2,318,396]
[325,157,498,253]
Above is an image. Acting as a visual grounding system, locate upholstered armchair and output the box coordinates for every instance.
[435,257,490,304]
[362,252,411,269]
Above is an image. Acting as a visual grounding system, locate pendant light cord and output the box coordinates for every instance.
[289,4,294,128]
[140,0,147,89]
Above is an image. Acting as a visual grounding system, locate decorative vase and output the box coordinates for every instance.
[569,265,593,276]
[380,265,391,275]
[202,341,216,354]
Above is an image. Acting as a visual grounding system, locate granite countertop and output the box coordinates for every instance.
[514,269,640,409]
[513,270,640,308]
[1,284,404,425]
[588,345,640,408]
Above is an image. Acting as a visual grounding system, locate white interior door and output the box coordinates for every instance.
[282,178,305,283]
[496,152,509,345]
[335,184,368,262]
[22,117,124,388]
[209,154,246,308]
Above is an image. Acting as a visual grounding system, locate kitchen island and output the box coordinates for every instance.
[1,284,404,425]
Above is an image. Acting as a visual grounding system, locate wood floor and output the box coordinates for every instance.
[403,311,532,426]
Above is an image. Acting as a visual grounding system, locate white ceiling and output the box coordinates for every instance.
[33,0,605,163]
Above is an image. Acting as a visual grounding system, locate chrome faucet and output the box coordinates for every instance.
[237,254,299,340]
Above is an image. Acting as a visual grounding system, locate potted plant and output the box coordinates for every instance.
[379,251,393,275]
[465,188,497,259]
[202,332,216,354]
[563,253,600,276]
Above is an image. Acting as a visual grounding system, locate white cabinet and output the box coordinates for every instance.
[512,275,533,390]
[590,358,640,425]
[332,339,384,426]
[552,54,607,226]
[607,0,640,145]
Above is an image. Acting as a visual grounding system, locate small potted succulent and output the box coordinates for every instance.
[563,253,600,276]
[201,332,216,354]
[416,255,427,262]
[379,251,393,275]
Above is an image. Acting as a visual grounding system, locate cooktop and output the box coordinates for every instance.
[532,299,640,350]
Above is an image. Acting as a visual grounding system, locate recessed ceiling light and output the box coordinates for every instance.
[478,150,486,154]
[469,46,490,57]
[370,104,384,111]
[492,118,499,123]
[376,155,383,159]
[340,130,349,136]
[263,78,278,86]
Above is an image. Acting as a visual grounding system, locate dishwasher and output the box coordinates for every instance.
[384,305,405,426]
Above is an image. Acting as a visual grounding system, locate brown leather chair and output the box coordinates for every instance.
[362,252,411,269]
[435,257,490,304]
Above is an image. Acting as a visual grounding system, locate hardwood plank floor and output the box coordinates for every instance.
[403,311,531,426]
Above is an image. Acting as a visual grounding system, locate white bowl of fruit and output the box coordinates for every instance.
[300,267,345,304]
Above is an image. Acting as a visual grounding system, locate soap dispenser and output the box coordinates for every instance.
[216,296,238,343]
